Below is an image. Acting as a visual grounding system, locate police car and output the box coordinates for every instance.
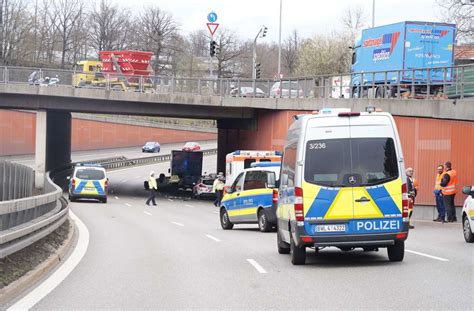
[277,107,409,265]
[220,162,280,232]
[462,185,474,243]
[68,164,108,203]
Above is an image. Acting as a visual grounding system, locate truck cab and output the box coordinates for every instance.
[73,60,103,87]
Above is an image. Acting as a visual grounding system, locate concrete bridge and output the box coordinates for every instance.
[0,83,473,206]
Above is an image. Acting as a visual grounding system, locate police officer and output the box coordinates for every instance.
[433,164,446,222]
[146,171,158,206]
[406,167,417,229]
[213,172,225,207]
[440,161,458,222]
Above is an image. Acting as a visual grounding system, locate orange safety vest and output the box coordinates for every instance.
[434,173,443,190]
[413,178,419,191]
[442,169,458,195]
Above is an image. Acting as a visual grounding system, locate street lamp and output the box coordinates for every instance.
[252,25,268,80]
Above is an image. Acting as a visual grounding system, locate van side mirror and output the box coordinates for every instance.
[462,186,474,197]
[66,176,71,180]
[168,168,171,174]
[227,188,234,194]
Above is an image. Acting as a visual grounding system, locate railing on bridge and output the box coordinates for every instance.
[1,64,473,100]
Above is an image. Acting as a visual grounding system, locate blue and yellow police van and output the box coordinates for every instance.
[68,164,108,203]
[220,162,280,232]
[277,107,410,265]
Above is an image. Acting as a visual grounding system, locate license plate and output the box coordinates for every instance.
[316,224,346,233]
[84,187,95,192]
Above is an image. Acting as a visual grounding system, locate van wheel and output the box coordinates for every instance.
[463,216,474,242]
[220,208,233,230]
[258,210,272,232]
[277,230,290,254]
[290,234,306,265]
[101,197,107,204]
[387,240,405,262]
[69,196,76,202]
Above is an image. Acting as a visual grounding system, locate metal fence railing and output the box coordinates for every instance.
[0,161,34,201]
[1,64,473,100]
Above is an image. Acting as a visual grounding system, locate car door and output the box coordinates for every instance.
[224,172,244,222]
[349,116,403,235]
[241,171,270,222]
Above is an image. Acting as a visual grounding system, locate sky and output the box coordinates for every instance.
[113,0,444,43]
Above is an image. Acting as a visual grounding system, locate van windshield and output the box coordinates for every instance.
[304,138,398,187]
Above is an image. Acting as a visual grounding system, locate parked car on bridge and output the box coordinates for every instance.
[192,176,216,199]
[68,164,108,203]
[182,142,201,151]
[142,141,161,153]
[220,163,280,232]
[462,185,474,243]
[230,86,266,98]
[270,81,304,98]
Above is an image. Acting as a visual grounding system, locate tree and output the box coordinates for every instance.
[437,0,473,42]
[49,0,85,68]
[89,0,132,53]
[214,28,246,78]
[137,6,179,73]
[341,5,366,41]
[295,32,352,76]
[282,29,300,76]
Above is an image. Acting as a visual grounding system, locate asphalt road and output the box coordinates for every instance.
[1,140,217,168]
[6,154,473,310]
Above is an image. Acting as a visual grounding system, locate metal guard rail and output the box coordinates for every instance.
[0,171,68,259]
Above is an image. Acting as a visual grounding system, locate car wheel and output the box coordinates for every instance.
[290,233,306,265]
[277,230,290,254]
[463,216,474,243]
[258,209,272,232]
[220,208,234,230]
[69,195,76,202]
[101,197,107,204]
[387,240,405,262]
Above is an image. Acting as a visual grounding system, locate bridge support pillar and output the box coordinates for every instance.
[35,110,71,189]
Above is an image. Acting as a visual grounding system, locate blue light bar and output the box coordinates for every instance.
[250,162,281,168]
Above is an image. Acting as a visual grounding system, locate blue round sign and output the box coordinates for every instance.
[207,11,218,23]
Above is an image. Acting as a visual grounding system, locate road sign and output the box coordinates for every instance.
[207,23,219,36]
[207,11,218,23]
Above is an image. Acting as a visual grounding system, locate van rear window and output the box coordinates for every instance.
[304,138,398,187]
[76,169,105,180]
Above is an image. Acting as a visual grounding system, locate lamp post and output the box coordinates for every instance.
[372,0,375,28]
[252,25,268,80]
[277,0,282,78]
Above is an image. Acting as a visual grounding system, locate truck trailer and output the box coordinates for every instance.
[351,21,456,98]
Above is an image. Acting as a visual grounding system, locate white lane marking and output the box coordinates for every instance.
[144,211,153,216]
[406,249,449,262]
[185,204,194,208]
[125,203,132,207]
[114,196,119,200]
[8,210,90,310]
[246,259,268,274]
[205,234,221,242]
[171,221,184,227]
[168,198,174,202]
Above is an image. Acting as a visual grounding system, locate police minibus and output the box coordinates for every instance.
[68,164,108,203]
[276,107,410,265]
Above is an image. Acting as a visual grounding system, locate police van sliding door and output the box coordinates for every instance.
[348,116,403,235]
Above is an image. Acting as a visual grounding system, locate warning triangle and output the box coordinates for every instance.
[206,23,219,36]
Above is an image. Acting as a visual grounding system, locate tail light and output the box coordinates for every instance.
[402,183,409,218]
[276,88,281,96]
[272,189,278,203]
[71,179,76,188]
[338,112,361,117]
[299,90,304,97]
[294,187,304,222]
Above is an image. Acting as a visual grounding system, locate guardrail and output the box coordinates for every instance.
[0,165,68,259]
[1,64,473,100]
[0,161,34,201]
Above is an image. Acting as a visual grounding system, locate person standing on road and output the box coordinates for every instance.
[146,171,158,206]
[406,167,418,229]
[433,164,446,222]
[441,161,458,222]
[213,172,225,207]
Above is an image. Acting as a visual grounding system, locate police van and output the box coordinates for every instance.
[68,164,108,203]
[220,162,280,232]
[276,107,410,265]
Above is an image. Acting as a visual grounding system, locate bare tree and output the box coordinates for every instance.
[89,0,132,53]
[214,28,245,78]
[282,29,300,76]
[341,5,366,40]
[438,0,473,42]
[49,0,85,68]
[137,6,179,73]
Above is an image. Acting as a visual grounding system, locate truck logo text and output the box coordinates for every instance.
[364,32,400,62]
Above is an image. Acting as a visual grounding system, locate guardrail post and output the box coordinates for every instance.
[443,67,447,96]
[426,68,431,100]
[397,70,401,98]
[411,69,415,99]
[460,66,465,99]
[171,77,175,93]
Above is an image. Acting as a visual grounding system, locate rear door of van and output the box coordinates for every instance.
[348,115,403,235]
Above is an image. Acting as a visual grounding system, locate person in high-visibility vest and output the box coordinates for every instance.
[440,161,458,222]
[433,164,446,222]
[406,167,418,229]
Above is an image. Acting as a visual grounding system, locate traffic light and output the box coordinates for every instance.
[210,40,217,57]
[261,26,268,38]
[255,63,261,79]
